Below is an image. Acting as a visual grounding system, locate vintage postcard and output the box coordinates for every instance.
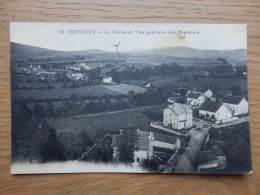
[10,23,252,174]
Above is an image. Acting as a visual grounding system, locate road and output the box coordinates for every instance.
[164,116,249,173]
[164,127,209,173]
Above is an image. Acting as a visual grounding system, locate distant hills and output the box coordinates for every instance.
[11,42,247,66]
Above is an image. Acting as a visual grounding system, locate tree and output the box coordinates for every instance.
[46,102,55,117]
[33,104,47,118]
[117,128,138,163]
[40,128,65,162]
[141,158,159,172]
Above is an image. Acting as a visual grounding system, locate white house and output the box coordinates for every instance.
[186,89,212,107]
[186,92,206,107]
[163,103,193,130]
[103,76,113,84]
[199,101,232,121]
[222,96,248,116]
[167,97,176,104]
[204,89,213,98]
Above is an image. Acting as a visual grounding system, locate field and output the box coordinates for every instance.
[48,105,166,139]
[101,84,147,95]
[12,85,123,100]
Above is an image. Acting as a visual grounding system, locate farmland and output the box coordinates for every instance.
[101,84,147,95]
[12,85,123,100]
[48,105,166,139]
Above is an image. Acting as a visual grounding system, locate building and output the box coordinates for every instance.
[111,130,181,164]
[134,130,154,163]
[111,130,153,163]
[103,76,113,84]
[153,133,180,151]
[163,103,193,130]
[199,101,232,121]
[211,90,232,102]
[186,89,212,107]
[167,97,176,104]
[222,96,248,116]
[198,146,226,172]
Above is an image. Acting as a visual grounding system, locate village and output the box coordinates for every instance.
[109,88,249,173]
[11,42,250,173]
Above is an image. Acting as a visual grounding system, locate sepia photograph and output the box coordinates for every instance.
[10,23,251,174]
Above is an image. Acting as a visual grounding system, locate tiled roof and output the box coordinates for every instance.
[137,137,150,151]
[187,92,202,99]
[168,103,191,116]
[200,101,222,113]
[222,96,243,105]
[137,130,150,137]
[154,133,178,144]
[199,151,217,164]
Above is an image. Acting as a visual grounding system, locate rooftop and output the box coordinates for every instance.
[222,96,244,105]
[199,151,217,164]
[200,101,222,113]
[186,91,202,99]
[154,133,178,144]
[111,135,120,148]
[137,137,150,151]
[167,103,191,116]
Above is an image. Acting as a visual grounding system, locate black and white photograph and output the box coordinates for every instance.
[10,23,252,174]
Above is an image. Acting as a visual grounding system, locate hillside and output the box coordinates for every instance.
[10,42,247,66]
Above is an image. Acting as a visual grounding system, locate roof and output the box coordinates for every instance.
[217,90,232,96]
[200,101,222,113]
[154,133,178,144]
[111,135,120,148]
[137,137,150,151]
[211,146,224,156]
[199,151,217,164]
[186,91,202,99]
[222,96,243,105]
[168,103,191,116]
[137,130,150,137]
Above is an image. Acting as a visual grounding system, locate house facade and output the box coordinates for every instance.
[199,101,232,121]
[163,103,193,130]
[186,89,212,107]
[222,96,248,116]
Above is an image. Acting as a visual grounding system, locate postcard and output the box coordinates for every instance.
[10,23,251,174]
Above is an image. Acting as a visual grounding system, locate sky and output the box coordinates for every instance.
[10,23,247,52]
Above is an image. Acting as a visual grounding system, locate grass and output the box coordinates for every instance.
[101,84,147,95]
[13,85,122,100]
[48,105,166,139]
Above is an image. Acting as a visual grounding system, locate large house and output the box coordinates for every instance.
[163,103,193,130]
[199,101,233,121]
[186,89,212,107]
[221,96,248,116]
